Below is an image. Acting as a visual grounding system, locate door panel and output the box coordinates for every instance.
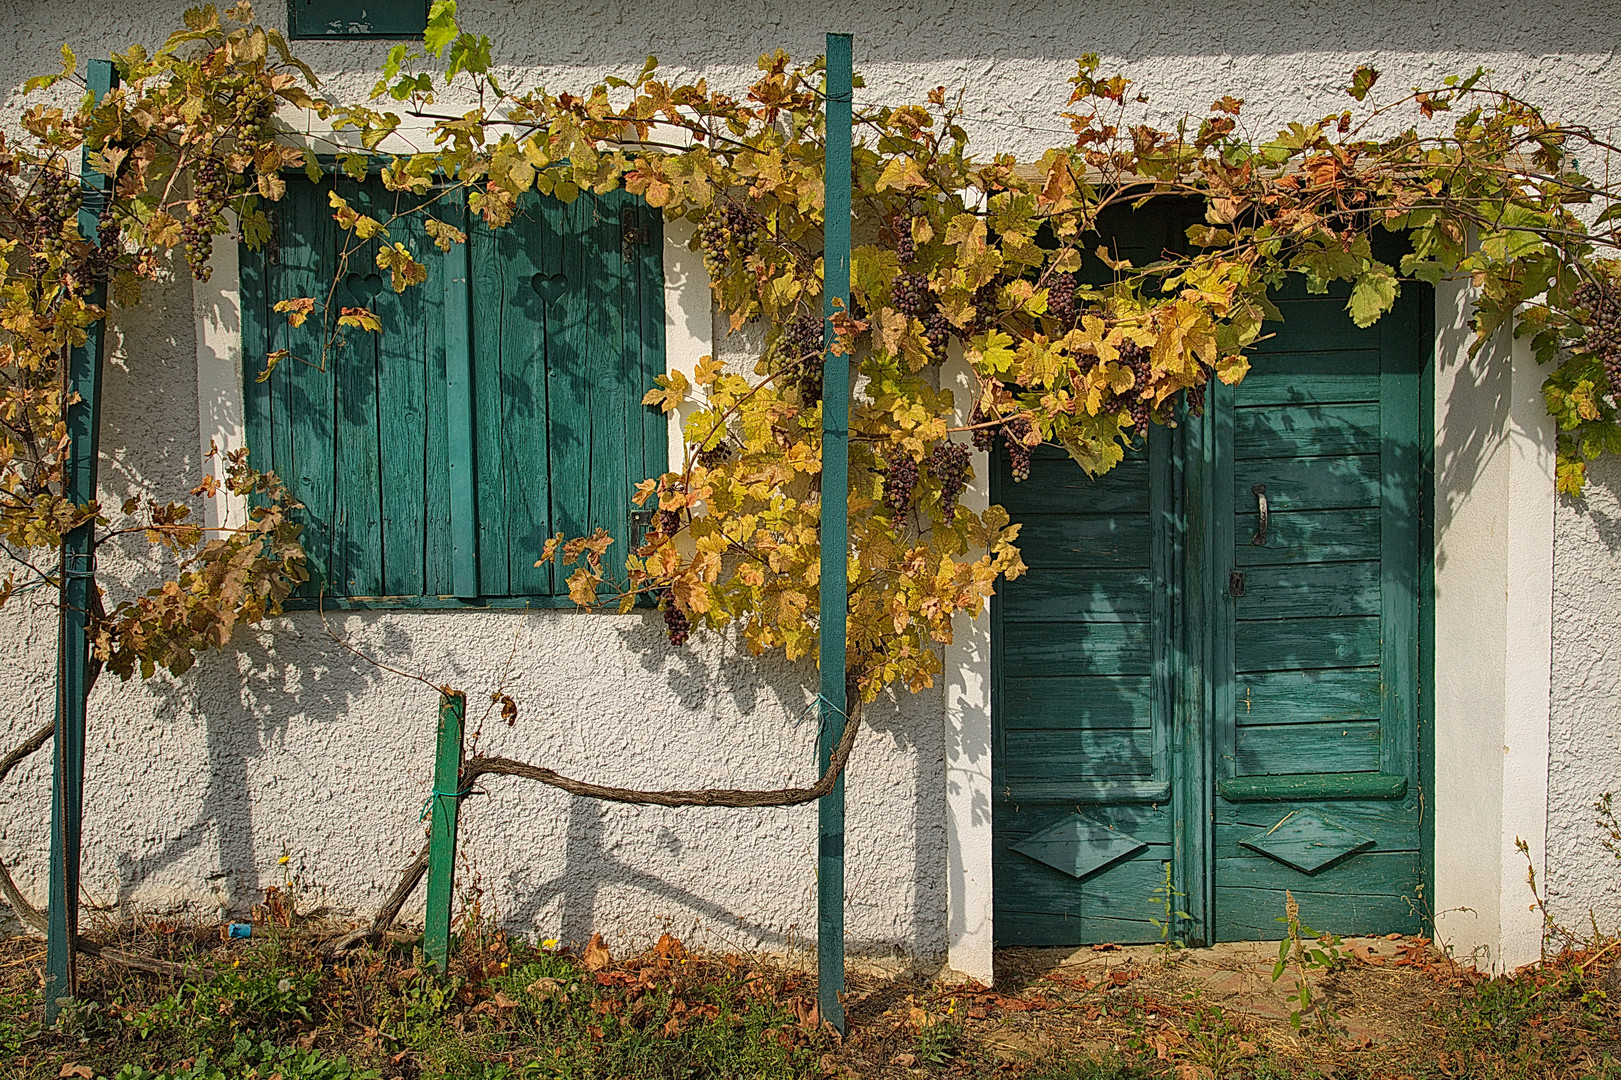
[992,436,1179,945]
[992,249,1428,946]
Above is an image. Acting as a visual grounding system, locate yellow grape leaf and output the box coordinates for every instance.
[641,369,691,412]
[1215,354,1251,385]
[338,307,382,332]
[273,297,315,327]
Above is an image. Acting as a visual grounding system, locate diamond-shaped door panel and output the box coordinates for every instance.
[1239,809,1374,875]
[1011,814,1148,880]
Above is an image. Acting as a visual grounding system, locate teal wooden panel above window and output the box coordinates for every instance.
[240,176,666,607]
[288,0,428,39]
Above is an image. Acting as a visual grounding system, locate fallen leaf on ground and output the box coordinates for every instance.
[583,932,611,971]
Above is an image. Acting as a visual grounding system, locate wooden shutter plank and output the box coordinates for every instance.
[374,189,432,597]
[441,188,477,598]
[587,193,631,560]
[544,195,593,569]
[634,199,668,485]
[278,180,337,597]
[503,197,561,595]
[470,207,512,598]
[331,177,385,597]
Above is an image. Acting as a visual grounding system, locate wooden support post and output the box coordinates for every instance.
[817,31,853,1038]
[424,691,466,972]
[45,58,116,1020]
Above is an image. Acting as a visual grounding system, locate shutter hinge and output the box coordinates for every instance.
[620,206,647,258]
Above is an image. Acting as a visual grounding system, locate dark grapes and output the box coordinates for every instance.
[1048,271,1077,325]
[1118,340,1153,431]
[1003,414,1035,482]
[969,403,998,452]
[1574,280,1621,399]
[970,282,999,333]
[657,509,682,535]
[661,592,691,646]
[885,451,920,517]
[782,310,825,403]
[891,270,932,318]
[696,442,732,468]
[924,311,953,356]
[1185,380,1207,417]
[896,229,916,266]
[930,441,971,521]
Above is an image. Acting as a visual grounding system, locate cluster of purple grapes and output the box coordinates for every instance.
[781,310,825,403]
[1118,340,1153,431]
[884,451,921,517]
[16,166,79,269]
[892,270,931,318]
[896,229,916,266]
[1003,415,1035,481]
[969,404,1036,481]
[1185,380,1207,416]
[698,201,763,279]
[930,441,971,520]
[970,282,999,334]
[1048,271,1078,326]
[1573,280,1621,398]
[696,442,732,468]
[657,509,682,535]
[661,591,691,646]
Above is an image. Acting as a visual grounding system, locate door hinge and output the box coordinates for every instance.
[620,206,647,258]
[1228,569,1246,597]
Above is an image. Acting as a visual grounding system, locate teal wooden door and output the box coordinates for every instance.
[992,268,1429,947]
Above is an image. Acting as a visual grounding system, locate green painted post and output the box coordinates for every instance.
[424,692,465,972]
[46,57,116,1020]
[442,187,478,599]
[817,31,853,1037]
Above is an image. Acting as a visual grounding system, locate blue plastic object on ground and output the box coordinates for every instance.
[228,922,252,939]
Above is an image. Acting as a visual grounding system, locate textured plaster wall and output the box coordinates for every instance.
[0,0,1618,959]
[1549,455,1621,938]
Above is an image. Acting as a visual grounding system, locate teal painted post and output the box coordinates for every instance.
[817,31,852,1037]
[442,188,478,599]
[424,691,465,971]
[46,58,116,1020]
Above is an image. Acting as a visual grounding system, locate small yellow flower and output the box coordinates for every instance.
[279,854,290,865]
[542,938,559,950]
[232,960,240,968]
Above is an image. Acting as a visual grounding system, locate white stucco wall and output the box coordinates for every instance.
[0,0,1617,968]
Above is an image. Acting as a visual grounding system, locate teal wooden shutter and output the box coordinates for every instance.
[243,177,666,606]
[287,0,428,39]
[467,189,665,601]
[243,175,453,601]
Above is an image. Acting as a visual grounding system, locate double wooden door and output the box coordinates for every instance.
[991,274,1429,946]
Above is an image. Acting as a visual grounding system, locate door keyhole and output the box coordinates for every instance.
[1229,569,1246,597]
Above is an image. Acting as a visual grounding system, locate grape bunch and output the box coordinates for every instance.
[923,311,953,356]
[660,592,691,646]
[782,311,825,403]
[1573,280,1621,398]
[698,220,731,279]
[721,202,762,256]
[891,271,932,318]
[896,228,916,266]
[20,166,79,268]
[696,441,732,468]
[181,217,216,281]
[657,509,682,535]
[884,451,920,517]
[698,202,763,279]
[970,282,999,333]
[1118,340,1153,431]
[1047,271,1077,325]
[1003,414,1035,481]
[969,403,998,452]
[930,441,971,521]
[1185,379,1207,417]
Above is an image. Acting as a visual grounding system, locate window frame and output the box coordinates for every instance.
[287,0,430,42]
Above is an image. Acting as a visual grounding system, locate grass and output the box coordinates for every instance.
[0,913,1617,1080]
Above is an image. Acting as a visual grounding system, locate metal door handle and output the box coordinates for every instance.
[1250,484,1268,546]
